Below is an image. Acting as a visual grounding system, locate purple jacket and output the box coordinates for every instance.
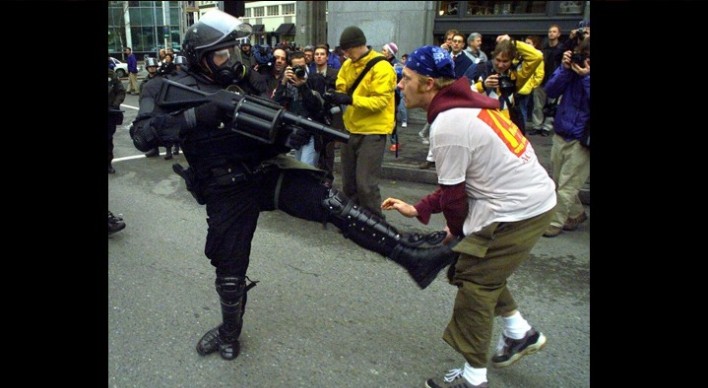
[544,65,590,141]
[127,53,138,74]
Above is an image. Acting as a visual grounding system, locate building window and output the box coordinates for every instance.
[282,3,295,15]
[267,5,279,16]
[439,1,552,16]
[245,8,251,18]
[253,7,264,17]
[438,1,458,16]
[557,1,584,14]
[468,1,549,15]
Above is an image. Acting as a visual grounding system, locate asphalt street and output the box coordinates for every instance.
[108,94,590,387]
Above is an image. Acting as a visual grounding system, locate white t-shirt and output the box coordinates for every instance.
[430,107,556,234]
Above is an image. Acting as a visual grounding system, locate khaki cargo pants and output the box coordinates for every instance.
[443,207,554,367]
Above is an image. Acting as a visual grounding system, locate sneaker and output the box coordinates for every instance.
[144,148,160,158]
[401,121,408,128]
[422,139,430,145]
[389,144,399,152]
[108,211,126,235]
[418,129,427,138]
[108,165,116,174]
[419,161,435,169]
[425,368,488,388]
[543,225,562,237]
[563,211,588,231]
[492,328,547,368]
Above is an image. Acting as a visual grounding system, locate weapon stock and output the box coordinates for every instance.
[155,79,349,144]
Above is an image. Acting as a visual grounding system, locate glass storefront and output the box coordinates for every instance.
[108,1,182,58]
[437,1,585,17]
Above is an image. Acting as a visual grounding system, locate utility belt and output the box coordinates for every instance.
[208,162,257,186]
[173,161,262,205]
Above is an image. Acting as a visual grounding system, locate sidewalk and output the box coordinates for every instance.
[332,107,590,204]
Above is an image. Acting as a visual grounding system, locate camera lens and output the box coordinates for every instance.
[293,66,306,78]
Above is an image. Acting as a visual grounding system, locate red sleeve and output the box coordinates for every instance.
[413,187,443,225]
[439,182,469,236]
[414,183,468,236]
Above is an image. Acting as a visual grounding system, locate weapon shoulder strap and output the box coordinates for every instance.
[347,56,387,96]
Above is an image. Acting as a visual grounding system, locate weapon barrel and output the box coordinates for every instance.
[156,79,349,143]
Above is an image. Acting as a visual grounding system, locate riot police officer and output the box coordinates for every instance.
[108,60,126,173]
[130,9,458,361]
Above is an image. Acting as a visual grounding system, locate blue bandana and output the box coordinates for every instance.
[405,45,455,79]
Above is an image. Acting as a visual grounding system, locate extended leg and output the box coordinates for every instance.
[262,169,455,289]
[322,188,456,289]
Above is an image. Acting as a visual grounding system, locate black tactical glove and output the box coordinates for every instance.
[282,126,310,150]
[193,101,232,128]
[323,90,352,106]
[130,123,160,152]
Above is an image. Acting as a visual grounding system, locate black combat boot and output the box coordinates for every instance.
[108,211,125,235]
[322,189,457,289]
[145,147,160,157]
[196,276,246,360]
[164,146,173,160]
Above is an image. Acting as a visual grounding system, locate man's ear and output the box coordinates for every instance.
[425,77,435,92]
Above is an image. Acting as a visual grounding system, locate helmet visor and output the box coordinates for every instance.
[210,46,243,68]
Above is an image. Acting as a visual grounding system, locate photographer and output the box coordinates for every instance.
[259,47,287,99]
[473,35,543,133]
[561,19,590,53]
[273,50,325,167]
[542,36,590,238]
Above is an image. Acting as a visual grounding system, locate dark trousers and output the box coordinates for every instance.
[202,167,330,277]
[108,122,117,165]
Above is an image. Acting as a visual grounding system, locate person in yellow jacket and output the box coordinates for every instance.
[472,35,543,132]
[324,26,397,217]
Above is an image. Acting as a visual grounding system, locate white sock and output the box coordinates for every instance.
[502,311,532,339]
[462,362,487,385]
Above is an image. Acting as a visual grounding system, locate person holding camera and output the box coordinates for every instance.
[273,50,325,167]
[260,47,288,99]
[542,36,590,238]
[311,44,343,185]
[472,34,544,134]
[130,10,458,363]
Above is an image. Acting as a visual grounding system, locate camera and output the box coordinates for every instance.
[497,73,516,96]
[292,65,307,79]
[571,52,587,67]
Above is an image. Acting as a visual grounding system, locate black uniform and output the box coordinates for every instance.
[129,9,457,362]
[108,67,126,173]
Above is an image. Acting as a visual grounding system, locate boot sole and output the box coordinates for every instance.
[492,333,547,368]
[412,255,456,289]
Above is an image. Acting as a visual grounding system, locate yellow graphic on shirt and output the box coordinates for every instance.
[478,109,528,156]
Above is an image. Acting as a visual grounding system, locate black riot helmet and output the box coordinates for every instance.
[182,9,251,85]
[144,57,159,68]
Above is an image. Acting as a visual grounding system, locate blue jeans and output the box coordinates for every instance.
[398,96,408,123]
[295,136,319,167]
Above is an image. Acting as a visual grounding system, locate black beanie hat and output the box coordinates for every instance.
[339,26,366,50]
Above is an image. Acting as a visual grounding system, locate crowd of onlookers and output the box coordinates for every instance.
[109,20,590,239]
